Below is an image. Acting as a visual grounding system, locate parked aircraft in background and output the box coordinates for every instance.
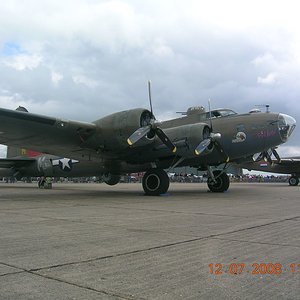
[0,92,296,195]
[0,146,114,181]
[240,156,300,186]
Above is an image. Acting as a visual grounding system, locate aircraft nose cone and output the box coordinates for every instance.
[278,113,296,142]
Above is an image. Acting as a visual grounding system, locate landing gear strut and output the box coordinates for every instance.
[142,169,170,196]
[207,170,230,193]
[288,176,299,186]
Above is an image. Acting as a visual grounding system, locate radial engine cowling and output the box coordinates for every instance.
[163,123,212,156]
[93,108,153,150]
[37,156,54,176]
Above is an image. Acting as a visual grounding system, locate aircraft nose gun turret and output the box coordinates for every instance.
[278,114,296,142]
[252,113,296,165]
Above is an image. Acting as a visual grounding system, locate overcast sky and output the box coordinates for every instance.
[0,0,300,157]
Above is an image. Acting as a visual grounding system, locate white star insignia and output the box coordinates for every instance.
[52,158,79,171]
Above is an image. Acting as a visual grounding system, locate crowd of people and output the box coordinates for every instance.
[1,173,291,184]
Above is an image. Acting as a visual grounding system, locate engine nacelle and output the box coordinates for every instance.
[93,108,153,151]
[14,156,54,178]
[37,156,54,176]
[163,123,212,156]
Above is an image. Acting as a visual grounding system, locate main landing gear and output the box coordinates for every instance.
[142,169,170,196]
[207,169,230,193]
[141,167,230,195]
[103,173,121,186]
[288,175,299,186]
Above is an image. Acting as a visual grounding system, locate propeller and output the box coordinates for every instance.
[272,148,281,163]
[252,152,264,162]
[195,133,221,155]
[194,100,229,161]
[127,81,177,153]
[253,147,281,164]
[127,126,152,145]
[265,149,274,164]
[194,100,214,156]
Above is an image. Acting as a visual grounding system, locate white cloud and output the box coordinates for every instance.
[51,71,63,86]
[3,54,42,71]
[150,38,174,57]
[252,53,275,66]
[278,145,300,157]
[0,0,299,148]
[257,72,278,85]
[72,75,99,88]
[0,95,21,109]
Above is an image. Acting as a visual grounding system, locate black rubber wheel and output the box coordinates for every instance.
[288,176,299,186]
[207,170,230,193]
[103,174,120,186]
[142,169,170,196]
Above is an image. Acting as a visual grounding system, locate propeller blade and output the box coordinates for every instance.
[148,80,153,116]
[155,127,177,153]
[127,125,151,145]
[272,148,281,163]
[128,81,176,153]
[208,98,213,131]
[264,150,273,165]
[195,138,211,155]
[255,149,273,165]
[253,152,264,162]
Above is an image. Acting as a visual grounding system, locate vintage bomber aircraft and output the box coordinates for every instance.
[0,103,296,195]
[240,156,300,186]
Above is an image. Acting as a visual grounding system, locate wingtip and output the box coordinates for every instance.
[127,139,133,146]
[172,146,177,153]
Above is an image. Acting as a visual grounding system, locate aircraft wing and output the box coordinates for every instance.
[278,158,300,164]
[0,157,36,168]
[0,108,97,159]
[240,157,300,175]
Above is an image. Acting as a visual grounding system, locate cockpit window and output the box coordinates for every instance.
[278,114,296,142]
[205,109,237,119]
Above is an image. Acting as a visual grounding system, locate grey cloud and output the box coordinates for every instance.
[0,0,299,151]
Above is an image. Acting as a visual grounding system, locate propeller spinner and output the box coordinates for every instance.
[127,119,177,153]
[194,100,229,161]
[194,133,221,155]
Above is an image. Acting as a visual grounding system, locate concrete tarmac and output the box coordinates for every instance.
[0,182,299,299]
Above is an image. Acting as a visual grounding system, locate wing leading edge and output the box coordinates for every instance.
[0,107,97,159]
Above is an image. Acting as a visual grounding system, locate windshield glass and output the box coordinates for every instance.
[278,113,296,142]
[205,109,237,119]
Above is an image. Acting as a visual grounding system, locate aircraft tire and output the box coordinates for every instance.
[103,173,120,186]
[207,170,230,193]
[288,176,299,186]
[142,169,170,196]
